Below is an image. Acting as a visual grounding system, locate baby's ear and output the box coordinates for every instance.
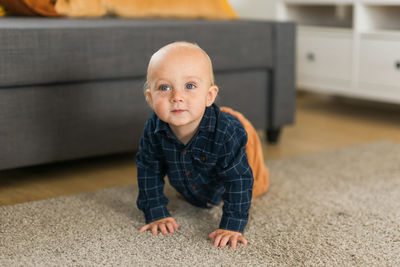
[206,85,219,107]
[145,89,153,107]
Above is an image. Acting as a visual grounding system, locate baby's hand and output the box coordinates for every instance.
[139,217,179,236]
[208,229,248,250]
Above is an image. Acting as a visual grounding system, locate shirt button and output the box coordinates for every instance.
[192,185,197,190]
[185,170,191,176]
[182,150,187,155]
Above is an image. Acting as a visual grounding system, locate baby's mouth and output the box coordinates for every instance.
[172,109,185,114]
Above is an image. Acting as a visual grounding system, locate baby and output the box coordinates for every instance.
[136,41,269,249]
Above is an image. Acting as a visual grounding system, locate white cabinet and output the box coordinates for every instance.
[228,0,277,20]
[276,0,400,104]
[297,28,353,90]
[359,35,400,88]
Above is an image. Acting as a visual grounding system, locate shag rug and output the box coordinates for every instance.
[1,141,400,266]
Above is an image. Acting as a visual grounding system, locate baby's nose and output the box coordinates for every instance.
[171,89,184,102]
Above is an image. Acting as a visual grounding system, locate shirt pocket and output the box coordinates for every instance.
[192,152,218,175]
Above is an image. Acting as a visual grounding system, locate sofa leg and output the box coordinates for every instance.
[266,128,281,144]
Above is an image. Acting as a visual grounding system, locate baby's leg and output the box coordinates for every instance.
[220,107,269,198]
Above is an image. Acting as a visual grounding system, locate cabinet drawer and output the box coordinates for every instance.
[359,38,400,88]
[297,30,353,82]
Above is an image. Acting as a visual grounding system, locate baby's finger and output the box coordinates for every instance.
[220,235,230,248]
[171,219,179,230]
[230,236,238,250]
[238,235,248,246]
[139,224,150,233]
[214,234,223,247]
[208,231,217,241]
[151,224,159,236]
[159,224,168,235]
[166,222,175,234]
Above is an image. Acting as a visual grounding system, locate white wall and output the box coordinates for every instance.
[228,0,277,20]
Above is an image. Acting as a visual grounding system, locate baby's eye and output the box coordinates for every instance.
[185,83,196,89]
[159,85,170,91]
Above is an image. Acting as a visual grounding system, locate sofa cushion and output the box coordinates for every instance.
[0,18,273,88]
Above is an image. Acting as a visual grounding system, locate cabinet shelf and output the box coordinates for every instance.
[285,4,353,28]
[360,0,400,5]
[360,31,400,40]
[360,5,400,32]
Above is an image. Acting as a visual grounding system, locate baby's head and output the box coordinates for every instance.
[146,42,215,92]
[144,41,219,131]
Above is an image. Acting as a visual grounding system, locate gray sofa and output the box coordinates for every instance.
[0,18,295,170]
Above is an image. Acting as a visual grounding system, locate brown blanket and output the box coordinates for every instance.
[220,107,270,198]
[0,0,237,18]
[0,0,60,16]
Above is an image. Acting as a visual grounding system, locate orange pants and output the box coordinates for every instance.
[220,107,269,198]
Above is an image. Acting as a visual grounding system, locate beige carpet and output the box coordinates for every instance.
[1,141,400,266]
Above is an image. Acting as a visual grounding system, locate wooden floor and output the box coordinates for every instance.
[1,91,400,206]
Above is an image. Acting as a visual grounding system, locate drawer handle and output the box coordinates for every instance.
[396,61,400,70]
[306,52,315,62]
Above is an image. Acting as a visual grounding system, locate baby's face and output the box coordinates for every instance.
[146,45,218,133]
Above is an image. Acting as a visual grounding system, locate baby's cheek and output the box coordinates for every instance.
[153,100,169,120]
[151,95,162,106]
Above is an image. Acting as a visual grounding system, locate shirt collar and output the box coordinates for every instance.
[197,104,217,133]
[154,113,170,135]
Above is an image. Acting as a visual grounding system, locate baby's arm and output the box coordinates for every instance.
[211,120,253,249]
[208,229,247,250]
[136,116,173,234]
[140,217,179,236]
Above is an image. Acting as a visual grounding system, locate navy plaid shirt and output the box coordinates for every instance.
[136,104,253,233]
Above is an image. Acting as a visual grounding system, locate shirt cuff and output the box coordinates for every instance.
[145,206,171,224]
[219,215,248,233]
